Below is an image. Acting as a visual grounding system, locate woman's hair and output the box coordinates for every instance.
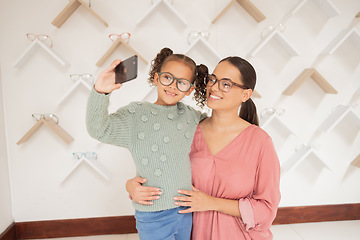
[148,48,208,89]
[194,56,259,126]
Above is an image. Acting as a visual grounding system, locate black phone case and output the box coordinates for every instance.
[115,55,138,84]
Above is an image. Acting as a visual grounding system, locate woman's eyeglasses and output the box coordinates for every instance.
[32,114,59,124]
[158,72,193,92]
[108,33,131,43]
[26,33,53,48]
[205,74,247,93]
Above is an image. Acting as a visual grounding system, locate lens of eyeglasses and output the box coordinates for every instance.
[81,74,93,82]
[26,34,36,41]
[205,75,233,92]
[177,79,191,92]
[159,73,174,86]
[85,152,96,160]
[120,33,130,40]
[73,152,82,160]
[70,74,80,81]
[38,35,49,42]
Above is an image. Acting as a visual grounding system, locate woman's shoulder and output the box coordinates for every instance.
[246,125,272,141]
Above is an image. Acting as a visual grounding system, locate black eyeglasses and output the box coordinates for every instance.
[205,74,247,93]
[158,72,193,92]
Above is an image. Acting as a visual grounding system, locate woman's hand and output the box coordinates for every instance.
[94,59,123,94]
[126,177,163,205]
[174,186,216,213]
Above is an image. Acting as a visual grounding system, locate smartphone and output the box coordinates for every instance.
[115,55,138,84]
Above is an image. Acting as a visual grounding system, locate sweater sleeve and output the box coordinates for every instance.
[86,88,131,148]
[238,136,281,233]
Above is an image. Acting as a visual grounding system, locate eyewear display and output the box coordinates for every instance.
[26,33,53,48]
[109,32,131,43]
[187,30,210,45]
[261,108,285,118]
[158,72,192,92]
[70,74,94,83]
[32,113,59,124]
[205,74,247,93]
[73,152,97,160]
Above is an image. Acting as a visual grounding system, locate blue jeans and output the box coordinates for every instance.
[135,207,192,240]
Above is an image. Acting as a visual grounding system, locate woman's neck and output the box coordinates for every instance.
[205,109,249,132]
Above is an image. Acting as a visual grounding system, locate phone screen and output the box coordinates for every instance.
[115,55,138,84]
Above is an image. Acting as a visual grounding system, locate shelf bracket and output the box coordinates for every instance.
[283,68,337,95]
[57,79,92,106]
[96,38,148,67]
[51,0,108,28]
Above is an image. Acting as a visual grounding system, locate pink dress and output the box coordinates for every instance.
[190,125,281,240]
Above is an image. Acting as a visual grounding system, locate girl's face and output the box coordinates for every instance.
[206,61,252,111]
[153,61,195,106]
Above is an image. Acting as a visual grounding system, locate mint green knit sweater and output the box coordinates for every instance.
[86,88,206,212]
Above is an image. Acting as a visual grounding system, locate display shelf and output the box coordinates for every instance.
[318,105,360,132]
[13,39,68,68]
[282,144,330,171]
[356,11,360,18]
[17,118,74,145]
[290,0,340,18]
[51,0,108,28]
[351,154,360,168]
[212,0,265,23]
[321,28,360,55]
[57,77,93,106]
[247,29,300,59]
[61,153,111,183]
[96,37,148,67]
[185,38,222,60]
[252,90,261,98]
[283,68,337,95]
[260,108,294,137]
[136,0,187,26]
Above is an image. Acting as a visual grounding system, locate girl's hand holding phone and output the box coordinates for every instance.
[94,59,123,94]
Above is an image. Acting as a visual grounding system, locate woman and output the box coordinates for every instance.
[127,56,281,239]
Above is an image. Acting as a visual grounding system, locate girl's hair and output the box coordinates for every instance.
[194,56,259,126]
[148,47,208,89]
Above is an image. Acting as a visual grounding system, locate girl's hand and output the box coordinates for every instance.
[126,177,163,205]
[94,59,123,94]
[174,186,216,213]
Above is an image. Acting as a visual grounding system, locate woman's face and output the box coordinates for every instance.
[206,61,251,111]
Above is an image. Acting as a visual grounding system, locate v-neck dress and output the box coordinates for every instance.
[190,125,281,240]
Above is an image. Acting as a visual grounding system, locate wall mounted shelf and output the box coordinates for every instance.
[212,0,265,23]
[57,78,93,106]
[247,29,300,59]
[61,154,111,183]
[321,28,360,55]
[252,90,261,98]
[13,39,68,68]
[17,118,74,145]
[136,0,187,26]
[51,0,108,28]
[282,144,330,171]
[356,11,360,18]
[96,38,148,67]
[351,154,360,168]
[290,0,340,18]
[283,68,337,95]
[318,105,360,132]
[260,110,294,137]
[185,38,222,60]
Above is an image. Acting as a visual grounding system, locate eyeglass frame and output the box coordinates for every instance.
[108,33,131,43]
[157,72,193,92]
[26,33,53,48]
[205,74,248,93]
[32,113,59,124]
[73,152,97,160]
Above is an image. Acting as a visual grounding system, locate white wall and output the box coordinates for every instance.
[0,65,14,231]
[0,0,359,222]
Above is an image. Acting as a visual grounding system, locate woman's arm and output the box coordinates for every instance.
[174,186,241,217]
[126,177,163,205]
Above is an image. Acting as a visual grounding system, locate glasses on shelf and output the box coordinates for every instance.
[205,74,247,93]
[26,33,53,48]
[73,152,97,160]
[261,108,285,118]
[187,30,210,45]
[70,74,94,83]
[108,33,131,43]
[32,113,59,124]
[158,72,193,92]
[261,23,286,39]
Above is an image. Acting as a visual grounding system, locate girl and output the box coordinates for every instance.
[86,47,207,240]
[127,56,281,239]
